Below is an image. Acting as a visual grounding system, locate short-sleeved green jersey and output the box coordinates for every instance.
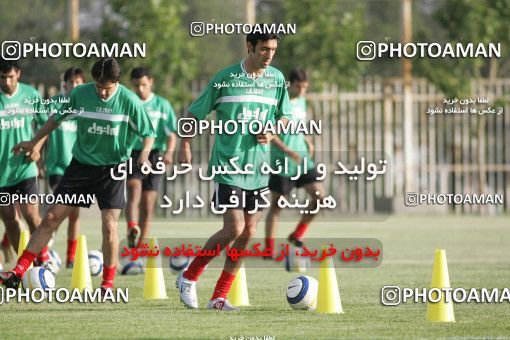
[270,96,314,177]
[53,83,156,166]
[0,83,46,187]
[132,93,176,151]
[189,62,292,190]
[45,93,77,176]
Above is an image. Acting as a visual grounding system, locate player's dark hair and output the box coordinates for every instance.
[246,32,279,48]
[289,68,308,83]
[0,58,20,73]
[130,67,151,80]
[91,58,121,83]
[63,67,85,82]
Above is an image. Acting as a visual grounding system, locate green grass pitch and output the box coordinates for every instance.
[1,215,509,339]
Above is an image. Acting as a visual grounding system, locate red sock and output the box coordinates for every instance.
[13,250,37,278]
[183,255,214,281]
[291,223,309,240]
[1,232,9,247]
[265,237,274,256]
[67,239,77,262]
[37,246,50,263]
[211,270,236,300]
[127,221,138,231]
[101,265,117,289]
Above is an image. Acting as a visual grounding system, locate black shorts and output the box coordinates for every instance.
[48,175,63,190]
[127,149,163,191]
[54,158,126,210]
[268,167,322,195]
[0,177,38,205]
[212,183,269,212]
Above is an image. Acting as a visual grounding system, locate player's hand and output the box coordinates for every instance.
[12,140,36,157]
[256,132,274,145]
[177,142,192,164]
[137,151,151,169]
[306,141,315,158]
[28,149,41,162]
[162,151,174,165]
[37,165,46,179]
[287,151,302,164]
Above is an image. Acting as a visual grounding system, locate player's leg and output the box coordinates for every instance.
[177,208,245,309]
[100,208,121,290]
[1,205,22,262]
[126,178,142,247]
[1,229,16,263]
[288,180,326,243]
[66,207,80,267]
[0,204,72,287]
[18,202,52,265]
[0,205,22,256]
[138,189,157,246]
[208,210,262,311]
[264,191,284,257]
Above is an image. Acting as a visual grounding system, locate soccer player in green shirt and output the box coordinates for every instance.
[1,58,156,292]
[176,33,293,311]
[265,68,325,257]
[45,67,85,268]
[0,58,50,267]
[126,67,177,248]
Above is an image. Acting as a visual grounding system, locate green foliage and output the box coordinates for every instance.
[102,0,199,111]
[414,0,510,97]
[0,0,67,88]
[276,0,367,90]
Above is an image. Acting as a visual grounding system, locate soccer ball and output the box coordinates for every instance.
[286,275,319,310]
[285,246,310,273]
[88,250,104,277]
[169,255,193,274]
[48,249,62,274]
[118,255,144,275]
[22,267,56,290]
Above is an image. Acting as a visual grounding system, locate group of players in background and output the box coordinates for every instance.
[0,32,326,311]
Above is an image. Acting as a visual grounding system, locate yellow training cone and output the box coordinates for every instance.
[17,230,30,257]
[71,235,92,291]
[316,256,343,313]
[227,265,250,306]
[17,230,32,269]
[143,238,167,299]
[426,249,455,322]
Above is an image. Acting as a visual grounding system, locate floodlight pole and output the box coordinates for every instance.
[68,0,80,42]
[402,0,414,192]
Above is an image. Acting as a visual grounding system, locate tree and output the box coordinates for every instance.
[269,0,367,90]
[101,0,199,110]
[414,0,510,96]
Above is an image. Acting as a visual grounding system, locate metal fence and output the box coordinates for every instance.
[160,77,509,216]
[35,77,510,215]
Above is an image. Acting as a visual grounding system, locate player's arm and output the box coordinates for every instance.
[162,100,177,165]
[270,134,301,163]
[256,116,291,145]
[177,111,196,164]
[304,135,315,158]
[138,136,155,167]
[12,117,57,159]
[178,72,221,163]
[163,133,176,165]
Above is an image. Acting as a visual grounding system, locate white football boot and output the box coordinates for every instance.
[207,298,240,312]
[176,272,198,309]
